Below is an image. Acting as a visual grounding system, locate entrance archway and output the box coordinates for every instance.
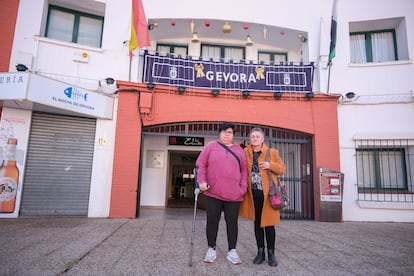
[142,122,314,220]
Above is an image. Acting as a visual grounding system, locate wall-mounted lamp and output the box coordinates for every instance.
[177,86,186,94]
[191,32,200,43]
[242,90,250,98]
[273,92,283,100]
[16,64,28,72]
[245,35,254,46]
[211,89,220,96]
[146,82,155,90]
[148,22,158,30]
[298,34,308,43]
[345,92,356,99]
[305,92,314,99]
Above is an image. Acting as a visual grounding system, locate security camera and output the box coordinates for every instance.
[16,64,29,72]
[99,77,117,94]
[345,92,356,99]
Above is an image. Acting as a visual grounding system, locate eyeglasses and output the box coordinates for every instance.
[221,130,234,135]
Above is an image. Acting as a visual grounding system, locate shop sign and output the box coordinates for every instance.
[0,73,114,119]
[169,136,204,146]
[28,74,114,119]
[0,73,28,99]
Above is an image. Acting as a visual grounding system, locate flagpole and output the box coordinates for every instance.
[327,0,338,93]
[327,62,332,93]
[129,52,132,82]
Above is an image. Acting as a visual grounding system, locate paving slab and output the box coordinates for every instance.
[0,208,413,275]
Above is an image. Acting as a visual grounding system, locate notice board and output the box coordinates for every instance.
[319,172,342,202]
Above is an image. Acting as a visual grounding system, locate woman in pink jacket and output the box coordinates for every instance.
[196,122,248,265]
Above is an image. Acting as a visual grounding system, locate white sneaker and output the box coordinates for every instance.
[227,249,242,265]
[204,247,216,263]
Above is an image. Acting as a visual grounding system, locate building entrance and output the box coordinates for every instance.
[167,151,199,208]
[142,122,314,219]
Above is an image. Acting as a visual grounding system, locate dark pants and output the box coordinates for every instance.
[253,189,275,250]
[205,195,241,251]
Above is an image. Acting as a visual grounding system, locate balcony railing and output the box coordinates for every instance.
[142,51,314,94]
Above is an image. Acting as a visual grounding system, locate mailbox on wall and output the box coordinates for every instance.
[319,172,342,202]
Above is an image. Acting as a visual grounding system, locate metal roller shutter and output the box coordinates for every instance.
[20,112,96,216]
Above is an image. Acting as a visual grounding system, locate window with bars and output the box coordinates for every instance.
[355,138,414,202]
[45,5,104,48]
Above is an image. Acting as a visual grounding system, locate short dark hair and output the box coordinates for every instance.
[218,122,236,134]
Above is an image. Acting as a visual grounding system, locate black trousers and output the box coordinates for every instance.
[205,195,241,251]
[253,189,275,250]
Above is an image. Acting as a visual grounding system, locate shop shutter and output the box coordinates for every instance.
[19,112,96,216]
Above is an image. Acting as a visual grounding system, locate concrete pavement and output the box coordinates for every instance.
[0,208,413,275]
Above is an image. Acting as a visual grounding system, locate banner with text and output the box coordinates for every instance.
[143,52,314,93]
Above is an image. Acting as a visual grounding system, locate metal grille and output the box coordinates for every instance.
[20,112,96,216]
[144,122,314,220]
[355,138,414,203]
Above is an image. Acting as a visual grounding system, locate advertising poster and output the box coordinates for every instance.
[0,107,31,218]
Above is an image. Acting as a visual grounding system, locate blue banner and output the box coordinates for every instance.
[143,52,314,93]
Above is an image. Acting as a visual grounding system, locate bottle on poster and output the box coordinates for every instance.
[0,138,20,213]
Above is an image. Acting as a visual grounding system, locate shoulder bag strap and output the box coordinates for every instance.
[217,141,241,166]
[265,149,277,188]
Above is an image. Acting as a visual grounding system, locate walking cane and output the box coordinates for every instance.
[189,167,200,267]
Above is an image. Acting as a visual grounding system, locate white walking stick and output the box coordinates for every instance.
[189,168,200,267]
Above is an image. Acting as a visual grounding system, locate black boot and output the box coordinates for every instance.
[253,247,265,264]
[267,249,278,267]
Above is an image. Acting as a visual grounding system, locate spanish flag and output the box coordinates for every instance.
[129,0,150,52]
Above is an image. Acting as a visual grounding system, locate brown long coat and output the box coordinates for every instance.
[239,143,286,227]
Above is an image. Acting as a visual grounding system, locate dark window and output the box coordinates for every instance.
[357,148,407,190]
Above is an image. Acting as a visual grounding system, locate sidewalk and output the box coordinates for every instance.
[0,208,413,275]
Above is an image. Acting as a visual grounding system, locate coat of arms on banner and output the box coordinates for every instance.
[283,73,291,85]
[169,67,178,79]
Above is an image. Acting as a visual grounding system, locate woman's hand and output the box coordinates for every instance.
[199,182,210,191]
[259,161,270,170]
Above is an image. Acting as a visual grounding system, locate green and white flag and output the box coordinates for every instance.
[328,0,338,64]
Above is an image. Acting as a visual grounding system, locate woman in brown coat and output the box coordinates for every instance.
[239,127,286,266]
